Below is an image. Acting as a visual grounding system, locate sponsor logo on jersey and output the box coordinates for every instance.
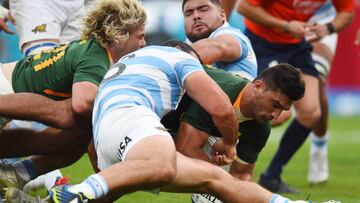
[117,136,132,161]
[32,24,47,33]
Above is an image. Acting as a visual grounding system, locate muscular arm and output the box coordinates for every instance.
[184,71,238,146]
[192,34,241,65]
[71,81,98,117]
[175,121,213,163]
[0,93,80,129]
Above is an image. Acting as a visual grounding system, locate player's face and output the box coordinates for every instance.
[251,83,292,124]
[183,0,226,42]
[126,25,146,52]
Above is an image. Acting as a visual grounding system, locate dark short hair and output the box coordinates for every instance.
[255,63,305,101]
[162,39,203,63]
[182,0,221,11]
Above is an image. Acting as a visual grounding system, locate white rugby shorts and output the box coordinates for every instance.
[95,106,171,170]
[10,0,84,49]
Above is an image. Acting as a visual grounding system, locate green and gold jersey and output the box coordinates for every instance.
[162,67,271,164]
[12,38,110,100]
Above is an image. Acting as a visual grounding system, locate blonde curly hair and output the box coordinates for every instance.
[81,0,147,48]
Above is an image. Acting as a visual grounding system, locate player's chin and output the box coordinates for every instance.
[256,116,269,124]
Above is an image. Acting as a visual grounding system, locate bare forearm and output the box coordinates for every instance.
[220,0,237,20]
[0,93,80,129]
[193,39,225,65]
[212,108,238,146]
[192,36,240,65]
[237,0,287,31]
[332,12,354,32]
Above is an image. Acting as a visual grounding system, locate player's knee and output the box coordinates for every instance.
[271,110,292,127]
[296,107,321,128]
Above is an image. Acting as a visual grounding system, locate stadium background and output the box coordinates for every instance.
[0,0,359,202]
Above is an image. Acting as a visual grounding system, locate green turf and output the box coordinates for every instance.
[61,116,360,203]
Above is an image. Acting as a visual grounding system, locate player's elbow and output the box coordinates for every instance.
[216,42,239,61]
[72,100,93,116]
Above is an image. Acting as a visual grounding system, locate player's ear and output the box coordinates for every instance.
[219,9,226,22]
[253,80,265,93]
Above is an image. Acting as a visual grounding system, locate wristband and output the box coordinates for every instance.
[282,21,290,33]
[326,23,336,34]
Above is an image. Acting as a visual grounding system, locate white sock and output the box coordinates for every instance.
[44,169,63,190]
[23,170,63,192]
[270,194,309,203]
[68,174,109,199]
[311,132,328,148]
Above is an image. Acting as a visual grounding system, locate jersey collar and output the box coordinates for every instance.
[233,83,253,123]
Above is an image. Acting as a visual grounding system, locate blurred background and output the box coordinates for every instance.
[1,0,359,116]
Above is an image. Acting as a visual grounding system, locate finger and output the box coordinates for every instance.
[210,147,216,156]
[8,12,16,25]
[218,155,226,165]
[212,155,220,165]
[213,154,226,166]
[2,22,15,34]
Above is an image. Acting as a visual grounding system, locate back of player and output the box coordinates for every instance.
[12,38,110,100]
[92,45,204,169]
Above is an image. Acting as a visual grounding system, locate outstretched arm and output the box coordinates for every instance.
[0,93,84,129]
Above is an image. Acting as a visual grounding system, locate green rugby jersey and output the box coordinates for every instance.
[12,38,110,100]
[163,67,271,164]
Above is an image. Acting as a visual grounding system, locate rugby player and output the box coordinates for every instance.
[237,0,354,193]
[0,0,146,197]
[163,64,305,203]
[40,40,336,203]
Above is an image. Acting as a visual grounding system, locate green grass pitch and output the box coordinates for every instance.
[61,116,360,203]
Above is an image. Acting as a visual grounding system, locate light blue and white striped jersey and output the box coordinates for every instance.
[209,22,258,80]
[309,0,336,24]
[92,45,204,136]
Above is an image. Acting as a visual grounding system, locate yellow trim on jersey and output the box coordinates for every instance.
[34,51,65,72]
[33,45,67,72]
[107,49,113,65]
[43,89,72,98]
[233,83,249,109]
